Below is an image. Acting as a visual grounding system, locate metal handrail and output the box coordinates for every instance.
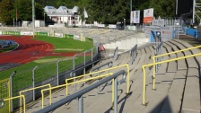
[3,95,26,113]
[152,44,201,90]
[41,73,113,108]
[90,61,113,72]
[142,52,201,105]
[66,64,130,93]
[19,84,51,110]
[36,70,126,113]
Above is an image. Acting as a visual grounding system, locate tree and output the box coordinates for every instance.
[150,0,175,18]
[0,0,14,25]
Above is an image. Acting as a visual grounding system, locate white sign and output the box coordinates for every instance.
[54,33,63,38]
[143,8,154,24]
[133,10,140,23]
[20,32,33,35]
[0,31,2,35]
[161,27,173,42]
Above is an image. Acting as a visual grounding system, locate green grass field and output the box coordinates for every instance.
[34,36,93,52]
[0,35,94,112]
[0,36,93,80]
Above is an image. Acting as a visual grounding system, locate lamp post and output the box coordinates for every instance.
[124,18,126,30]
[32,0,35,37]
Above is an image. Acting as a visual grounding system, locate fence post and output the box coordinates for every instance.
[9,71,16,112]
[72,55,76,91]
[78,96,83,113]
[91,48,94,68]
[57,59,61,86]
[84,50,87,75]
[32,66,38,101]
[114,78,118,113]
[91,48,93,62]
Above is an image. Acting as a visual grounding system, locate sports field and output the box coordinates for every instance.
[0,35,94,79]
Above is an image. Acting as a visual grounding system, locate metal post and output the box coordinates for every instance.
[78,96,83,113]
[193,0,196,24]
[84,51,86,75]
[9,71,16,112]
[91,48,94,68]
[91,48,93,61]
[114,78,118,113]
[57,59,61,86]
[72,55,77,91]
[176,0,178,16]
[32,66,38,101]
[32,0,35,38]
[84,51,87,85]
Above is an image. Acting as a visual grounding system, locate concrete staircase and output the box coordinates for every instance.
[18,39,200,113]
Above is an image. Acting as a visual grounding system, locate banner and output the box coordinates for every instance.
[133,10,140,23]
[143,8,154,24]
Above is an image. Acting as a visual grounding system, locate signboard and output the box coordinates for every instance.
[20,32,33,35]
[55,33,63,38]
[134,10,140,23]
[130,10,140,24]
[143,8,154,24]
[161,26,173,42]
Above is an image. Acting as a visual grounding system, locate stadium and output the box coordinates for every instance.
[0,0,200,113]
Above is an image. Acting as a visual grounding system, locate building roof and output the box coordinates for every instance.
[44,5,79,16]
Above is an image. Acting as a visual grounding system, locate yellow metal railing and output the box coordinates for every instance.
[19,84,51,111]
[0,78,10,113]
[41,64,130,108]
[152,45,201,90]
[4,95,25,113]
[41,73,113,108]
[142,52,201,105]
[66,64,130,94]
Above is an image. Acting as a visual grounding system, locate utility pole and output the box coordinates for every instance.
[32,0,35,37]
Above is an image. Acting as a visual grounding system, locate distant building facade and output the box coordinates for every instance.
[44,6,80,26]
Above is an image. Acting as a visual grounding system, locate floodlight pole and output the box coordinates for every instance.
[176,0,178,16]
[130,0,132,26]
[32,0,35,38]
[193,0,196,24]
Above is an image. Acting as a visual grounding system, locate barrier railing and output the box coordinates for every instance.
[36,70,126,113]
[3,95,25,113]
[152,44,201,90]
[41,64,130,108]
[142,52,201,105]
[41,73,113,108]
[66,64,130,94]
[19,84,51,111]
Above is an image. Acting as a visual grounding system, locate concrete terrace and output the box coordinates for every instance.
[21,36,201,113]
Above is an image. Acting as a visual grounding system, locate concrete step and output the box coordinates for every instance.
[181,68,200,113]
[160,70,187,113]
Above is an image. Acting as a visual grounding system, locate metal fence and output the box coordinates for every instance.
[7,47,98,111]
[0,79,10,113]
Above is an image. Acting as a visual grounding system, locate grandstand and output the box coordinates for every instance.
[0,20,201,113]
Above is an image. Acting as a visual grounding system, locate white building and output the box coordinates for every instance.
[44,6,80,26]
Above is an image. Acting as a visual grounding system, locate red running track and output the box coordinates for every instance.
[0,36,78,65]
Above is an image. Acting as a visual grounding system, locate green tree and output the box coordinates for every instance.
[150,0,175,18]
[0,0,14,25]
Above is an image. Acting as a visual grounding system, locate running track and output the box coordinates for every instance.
[0,36,78,65]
